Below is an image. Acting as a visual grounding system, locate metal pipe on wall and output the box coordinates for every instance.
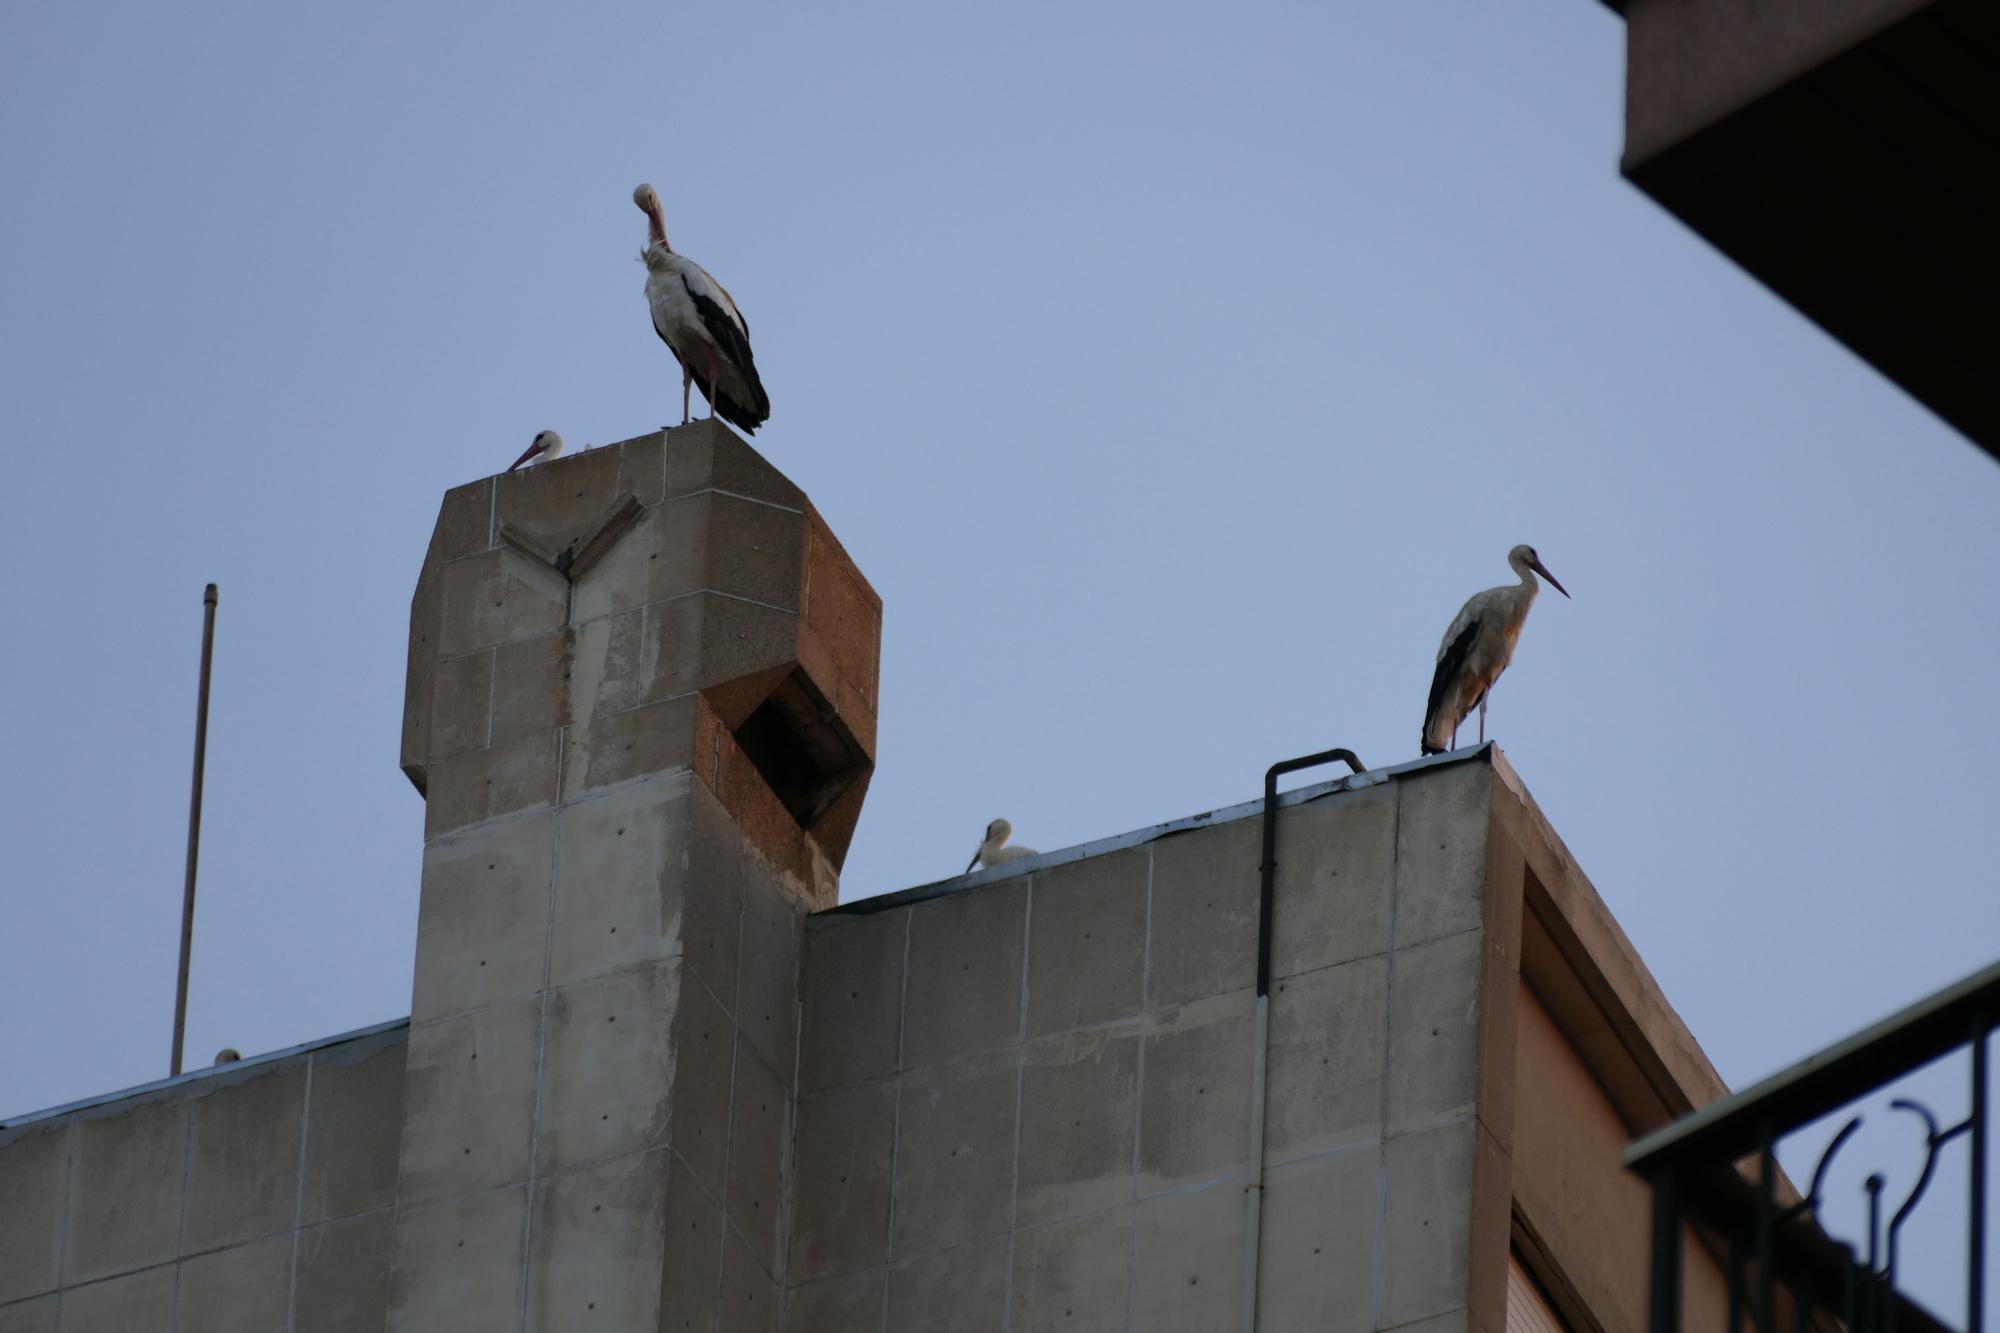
[1240,745,1367,1333]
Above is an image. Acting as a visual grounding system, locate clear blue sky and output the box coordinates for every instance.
[2,0,1992,1294]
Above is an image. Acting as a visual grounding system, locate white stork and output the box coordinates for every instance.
[1421,544,1570,756]
[633,184,769,434]
[504,430,564,473]
[965,818,1038,874]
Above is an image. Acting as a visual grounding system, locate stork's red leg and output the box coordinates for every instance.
[681,363,692,426]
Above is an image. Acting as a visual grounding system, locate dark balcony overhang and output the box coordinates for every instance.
[1597,0,1999,462]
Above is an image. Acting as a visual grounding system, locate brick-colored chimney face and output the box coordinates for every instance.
[401,421,880,902]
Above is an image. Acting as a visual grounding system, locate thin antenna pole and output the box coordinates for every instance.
[170,583,219,1078]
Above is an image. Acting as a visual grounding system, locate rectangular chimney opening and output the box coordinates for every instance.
[730,670,869,831]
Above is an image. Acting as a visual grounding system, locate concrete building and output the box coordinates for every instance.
[2,424,1737,1331]
[1593,0,1997,459]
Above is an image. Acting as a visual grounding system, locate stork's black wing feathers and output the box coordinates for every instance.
[1421,617,1481,755]
[683,278,771,435]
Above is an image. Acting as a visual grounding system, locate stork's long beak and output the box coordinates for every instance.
[505,440,545,473]
[1530,558,1570,599]
[964,851,980,875]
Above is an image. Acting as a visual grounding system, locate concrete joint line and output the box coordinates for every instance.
[884,913,913,1267]
[54,1120,76,1319]
[514,788,564,1333]
[1125,844,1155,1333]
[1371,783,1407,1328]
[1263,1135,1383,1174]
[416,949,690,1030]
[1134,1166,1250,1205]
[779,911,808,1308]
[1005,879,1032,1298]
[710,486,804,515]
[495,493,645,584]
[285,1055,315,1333]
[711,855,753,1317]
[706,588,800,618]
[171,1090,199,1332]
[482,646,498,750]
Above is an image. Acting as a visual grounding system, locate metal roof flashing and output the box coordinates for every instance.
[0,1016,409,1139]
[2,746,1502,1130]
[817,743,1495,922]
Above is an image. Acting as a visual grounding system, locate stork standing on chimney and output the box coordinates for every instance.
[633,184,770,435]
[1420,544,1570,756]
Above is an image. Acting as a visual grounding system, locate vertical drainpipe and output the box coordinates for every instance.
[1240,747,1367,1333]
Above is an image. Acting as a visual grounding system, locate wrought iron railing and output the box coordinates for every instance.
[1627,959,1999,1333]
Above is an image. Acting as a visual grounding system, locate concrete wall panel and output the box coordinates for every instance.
[799,912,906,1094]
[550,778,692,989]
[183,1065,305,1252]
[1269,781,1396,980]
[1024,849,1147,1038]
[659,1161,724,1333]
[0,1124,66,1303]
[301,1037,405,1224]
[1147,818,1258,1008]
[1132,1182,1245,1332]
[491,631,565,746]
[900,884,1024,1070]
[790,1082,895,1282]
[889,1050,1020,1259]
[734,858,803,1084]
[1383,1119,1476,1328]
[395,1000,538,1205]
[413,814,556,1021]
[424,728,561,838]
[1009,1207,1131,1333]
[884,1237,1007,1333]
[1266,954,1388,1164]
[683,782,748,1017]
[177,1234,291,1332]
[426,649,491,762]
[1387,930,1484,1135]
[535,962,680,1175]
[726,1038,792,1276]
[385,1185,527,1333]
[716,1230,779,1333]
[0,1296,56,1333]
[524,1152,668,1332]
[1255,1147,1377,1333]
[295,1209,394,1333]
[60,1264,175,1333]
[1138,989,1254,1194]
[668,972,740,1200]
[668,971,735,1200]
[1393,762,1490,949]
[65,1100,186,1284]
[1015,1026,1140,1228]
[786,1267,884,1333]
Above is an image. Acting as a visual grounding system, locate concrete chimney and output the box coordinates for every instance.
[387,421,880,1329]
